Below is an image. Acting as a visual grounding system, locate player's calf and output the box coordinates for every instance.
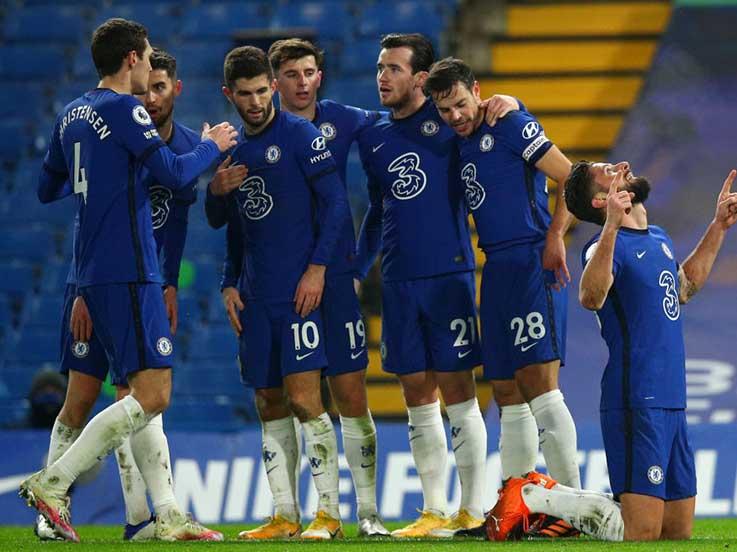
[128,368,172,415]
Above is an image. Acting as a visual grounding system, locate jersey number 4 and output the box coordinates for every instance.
[73,142,88,203]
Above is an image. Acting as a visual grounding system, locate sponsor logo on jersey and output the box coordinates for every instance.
[522,121,540,140]
[239,176,274,220]
[647,465,664,484]
[311,136,327,151]
[265,145,281,164]
[132,105,153,126]
[72,341,89,359]
[461,162,486,210]
[480,134,494,152]
[420,120,439,136]
[309,149,333,165]
[150,186,173,230]
[661,242,674,260]
[319,122,337,140]
[659,270,680,321]
[388,152,427,200]
[157,337,173,356]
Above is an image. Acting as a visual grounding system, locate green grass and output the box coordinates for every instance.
[2,519,737,551]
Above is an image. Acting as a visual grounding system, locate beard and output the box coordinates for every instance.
[237,101,273,128]
[626,176,651,204]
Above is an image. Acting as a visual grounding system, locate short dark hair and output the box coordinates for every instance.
[268,38,324,73]
[224,46,273,88]
[91,18,148,78]
[380,33,435,74]
[150,47,176,79]
[564,161,605,225]
[424,57,475,99]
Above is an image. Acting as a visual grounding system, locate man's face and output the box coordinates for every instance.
[432,82,480,137]
[376,47,421,109]
[224,75,276,127]
[134,69,180,128]
[130,39,153,95]
[276,55,322,112]
[589,161,651,204]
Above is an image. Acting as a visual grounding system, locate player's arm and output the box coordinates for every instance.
[37,117,73,203]
[536,145,574,287]
[205,155,247,229]
[579,172,632,310]
[355,136,384,280]
[221,216,245,335]
[678,169,737,304]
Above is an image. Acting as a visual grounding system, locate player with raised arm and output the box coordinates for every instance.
[20,18,236,542]
[34,47,221,542]
[205,46,350,540]
[425,59,581,504]
[486,164,737,541]
[214,38,389,538]
[355,34,518,538]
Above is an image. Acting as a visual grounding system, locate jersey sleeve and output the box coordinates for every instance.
[582,235,624,277]
[112,95,167,161]
[355,133,383,279]
[343,103,383,136]
[37,116,72,203]
[294,120,349,266]
[498,110,553,165]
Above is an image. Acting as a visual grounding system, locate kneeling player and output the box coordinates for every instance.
[486,165,737,540]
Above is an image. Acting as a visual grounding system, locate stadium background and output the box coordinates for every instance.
[1,0,736,525]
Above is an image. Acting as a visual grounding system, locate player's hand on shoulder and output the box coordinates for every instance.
[222,287,244,336]
[596,170,633,229]
[210,155,248,196]
[202,121,239,152]
[714,169,737,231]
[294,264,326,318]
[542,233,571,290]
[70,295,92,342]
[481,94,520,127]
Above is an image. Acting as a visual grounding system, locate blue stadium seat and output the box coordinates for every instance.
[186,325,238,361]
[164,398,242,431]
[0,363,55,398]
[0,225,56,263]
[23,294,65,329]
[0,121,33,162]
[0,296,13,335]
[4,329,59,363]
[272,1,353,40]
[0,83,46,119]
[3,6,90,43]
[322,77,383,111]
[0,264,37,295]
[170,42,233,79]
[174,361,242,398]
[93,4,181,41]
[176,79,229,121]
[176,293,204,329]
[180,3,272,39]
[0,45,67,80]
[356,1,446,39]
[1,190,76,227]
[338,39,382,76]
[0,399,30,427]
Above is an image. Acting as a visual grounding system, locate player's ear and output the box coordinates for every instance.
[315,70,323,89]
[414,70,429,90]
[270,78,278,93]
[222,85,233,102]
[472,81,481,101]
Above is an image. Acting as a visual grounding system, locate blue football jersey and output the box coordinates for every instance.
[222,110,348,301]
[312,100,381,277]
[356,99,475,281]
[582,226,686,410]
[39,88,220,287]
[457,112,553,251]
[147,121,201,288]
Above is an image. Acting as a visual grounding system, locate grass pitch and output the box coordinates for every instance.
[2,519,736,551]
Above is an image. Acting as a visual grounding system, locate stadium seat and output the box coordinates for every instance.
[174,361,243,398]
[338,39,383,76]
[164,398,243,431]
[0,83,45,120]
[180,3,272,39]
[0,120,33,162]
[169,42,234,79]
[0,226,56,263]
[2,5,90,44]
[0,45,67,80]
[0,264,37,295]
[0,399,30,427]
[4,329,59,363]
[23,294,65,329]
[186,325,238,361]
[0,363,52,398]
[93,4,181,42]
[322,77,383,111]
[271,1,353,40]
[356,1,445,39]
[176,79,229,123]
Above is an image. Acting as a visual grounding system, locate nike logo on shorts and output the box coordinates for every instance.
[351,349,366,360]
[520,342,539,352]
[296,351,315,361]
[457,349,472,359]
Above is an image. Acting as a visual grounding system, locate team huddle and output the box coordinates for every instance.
[19,16,737,544]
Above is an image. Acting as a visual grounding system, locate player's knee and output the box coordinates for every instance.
[515,362,559,401]
[134,387,170,415]
[255,389,290,421]
[624,517,662,541]
[287,392,322,422]
[491,380,524,407]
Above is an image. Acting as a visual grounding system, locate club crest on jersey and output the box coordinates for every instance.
[311,136,326,151]
[661,242,674,259]
[480,134,494,152]
[132,105,152,126]
[319,122,337,141]
[157,337,173,356]
[461,162,486,210]
[388,152,427,200]
[265,145,281,164]
[420,120,439,136]
[71,341,89,359]
[647,465,664,485]
[239,175,274,220]
[522,121,540,140]
[149,186,173,230]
